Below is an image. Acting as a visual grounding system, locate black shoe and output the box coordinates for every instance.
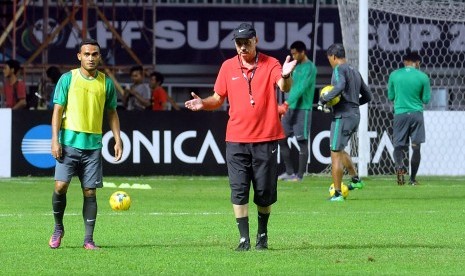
[409,180,419,186]
[255,233,268,250]
[235,237,250,251]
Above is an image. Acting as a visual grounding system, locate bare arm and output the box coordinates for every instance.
[184,92,225,111]
[127,87,152,108]
[277,76,293,92]
[106,109,123,162]
[12,81,28,109]
[122,87,130,107]
[12,98,27,110]
[51,104,64,159]
[277,55,297,92]
[167,95,180,110]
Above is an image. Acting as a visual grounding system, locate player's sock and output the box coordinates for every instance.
[52,191,67,226]
[351,175,360,183]
[297,140,309,178]
[83,195,97,241]
[393,146,406,171]
[278,139,294,175]
[257,212,270,236]
[236,217,249,240]
[348,176,361,190]
[411,144,421,182]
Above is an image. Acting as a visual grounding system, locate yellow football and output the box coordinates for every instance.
[320,85,340,107]
[109,191,131,211]
[329,182,349,199]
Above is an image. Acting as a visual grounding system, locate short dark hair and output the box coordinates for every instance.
[150,71,164,85]
[326,43,345,58]
[5,59,21,74]
[130,65,144,75]
[403,51,421,62]
[78,38,100,52]
[290,41,306,53]
[46,66,62,84]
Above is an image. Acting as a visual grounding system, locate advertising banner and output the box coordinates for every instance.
[8,6,341,66]
[8,109,464,176]
[0,109,12,177]
[10,110,333,176]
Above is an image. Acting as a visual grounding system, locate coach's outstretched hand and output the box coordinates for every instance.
[282,55,297,77]
[185,92,204,111]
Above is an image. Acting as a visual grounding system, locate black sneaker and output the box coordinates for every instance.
[255,233,268,250]
[396,168,406,185]
[235,237,250,251]
[409,180,419,186]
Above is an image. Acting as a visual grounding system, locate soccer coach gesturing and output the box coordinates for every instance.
[185,23,296,251]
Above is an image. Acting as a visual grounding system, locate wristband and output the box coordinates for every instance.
[281,73,290,79]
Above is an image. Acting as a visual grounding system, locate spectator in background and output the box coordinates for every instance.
[123,65,151,110]
[46,66,62,110]
[1,59,27,109]
[149,71,180,111]
[149,71,167,110]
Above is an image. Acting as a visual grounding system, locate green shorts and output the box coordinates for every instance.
[330,114,360,152]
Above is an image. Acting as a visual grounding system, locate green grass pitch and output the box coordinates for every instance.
[1,175,465,275]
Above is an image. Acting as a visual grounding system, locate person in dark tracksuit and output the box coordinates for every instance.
[318,43,372,201]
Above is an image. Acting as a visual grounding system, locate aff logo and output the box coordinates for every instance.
[21,125,55,169]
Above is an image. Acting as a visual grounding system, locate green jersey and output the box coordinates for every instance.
[387,66,431,115]
[287,60,317,110]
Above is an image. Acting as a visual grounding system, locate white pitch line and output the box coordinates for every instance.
[149,212,225,216]
[3,209,465,219]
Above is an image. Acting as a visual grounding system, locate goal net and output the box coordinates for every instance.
[337,0,465,176]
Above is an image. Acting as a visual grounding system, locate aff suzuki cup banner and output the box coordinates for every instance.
[9,5,463,67]
[9,6,342,66]
[10,111,333,176]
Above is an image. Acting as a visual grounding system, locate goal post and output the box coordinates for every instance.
[337,0,465,176]
[358,0,369,177]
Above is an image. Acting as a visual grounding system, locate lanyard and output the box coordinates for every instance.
[238,53,259,106]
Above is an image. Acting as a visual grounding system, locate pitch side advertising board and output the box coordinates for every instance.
[7,110,465,176]
[10,110,334,176]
